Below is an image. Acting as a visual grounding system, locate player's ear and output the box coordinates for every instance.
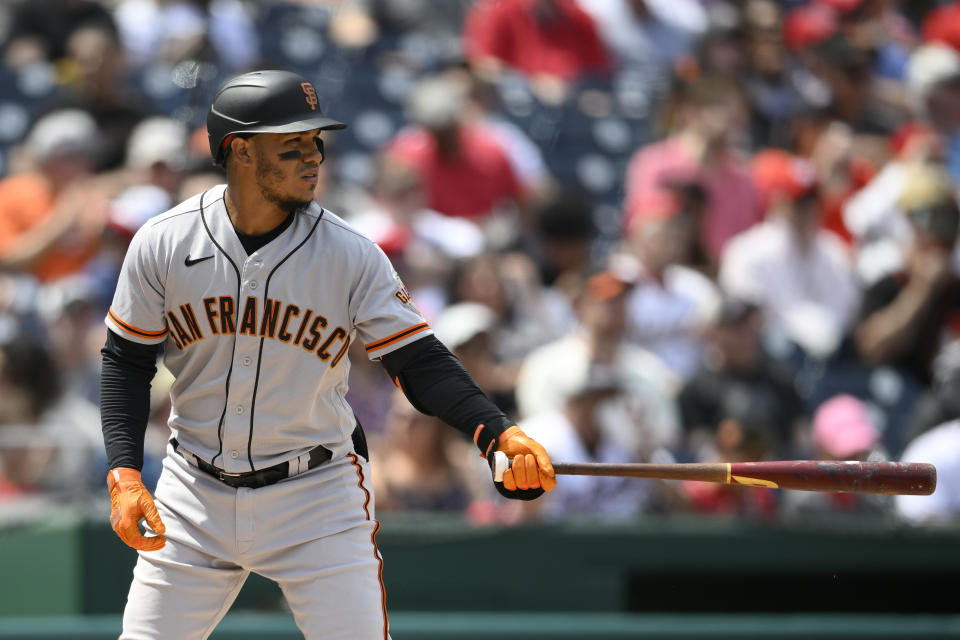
[232,137,254,166]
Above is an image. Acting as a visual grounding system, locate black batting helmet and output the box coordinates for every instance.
[207,69,347,165]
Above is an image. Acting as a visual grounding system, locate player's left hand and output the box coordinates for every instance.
[489,426,556,500]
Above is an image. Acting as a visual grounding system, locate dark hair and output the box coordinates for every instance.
[659,74,745,134]
[0,336,62,419]
[908,201,960,242]
[535,190,595,240]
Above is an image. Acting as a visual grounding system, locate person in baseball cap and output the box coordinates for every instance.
[781,393,890,521]
[898,164,960,247]
[855,164,960,385]
[752,149,819,208]
[783,3,839,54]
[720,149,860,358]
[812,394,880,460]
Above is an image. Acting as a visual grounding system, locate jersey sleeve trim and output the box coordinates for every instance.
[364,322,430,353]
[106,307,168,340]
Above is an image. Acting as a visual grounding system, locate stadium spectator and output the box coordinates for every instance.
[854,165,960,386]
[780,394,892,522]
[529,189,597,290]
[575,0,705,80]
[34,275,106,402]
[680,412,778,520]
[520,365,669,520]
[678,296,806,460]
[788,110,880,244]
[0,110,113,282]
[516,270,679,458]
[720,149,860,359]
[108,117,191,241]
[0,335,101,504]
[905,43,960,180]
[895,418,960,525]
[922,1,960,57]
[614,191,720,380]
[386,75,526,223]
[842,122,945,283]
[53,21,153,171]
[804,33,905,135]
[905,339,960,444]
[331,0,472,50]
[623,75,762,264]
[828,0,915,83]
[347,154,485,311]
[371,388,490,513]
[740,0,819,148]
[457,66,554,195]
[783,2,838,56]
[432,302,520,418]
[1,0,115,68]
[464,0,611,102]
[113,0,261,72]
[446,252,574,364]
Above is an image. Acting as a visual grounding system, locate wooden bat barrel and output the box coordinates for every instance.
[547,460,937,496]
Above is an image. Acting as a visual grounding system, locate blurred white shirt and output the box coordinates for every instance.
[895,420,960,525]
[720,217,860,358]
[611,255,720,380]
[516,330,680,454]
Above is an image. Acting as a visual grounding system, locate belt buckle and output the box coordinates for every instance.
[217,470,245,481]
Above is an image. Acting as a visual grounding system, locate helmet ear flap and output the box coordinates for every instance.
[315,136,325,165]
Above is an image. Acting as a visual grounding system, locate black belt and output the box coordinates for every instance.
[171,438,333,489]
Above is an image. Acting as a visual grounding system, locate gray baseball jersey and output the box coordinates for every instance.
[105,184,431,472]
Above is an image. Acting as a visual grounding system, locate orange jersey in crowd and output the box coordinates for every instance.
[0,173,100,281]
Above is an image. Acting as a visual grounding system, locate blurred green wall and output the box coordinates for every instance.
[1,513,958,639]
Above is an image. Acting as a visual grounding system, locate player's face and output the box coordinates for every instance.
[251,130,324,212]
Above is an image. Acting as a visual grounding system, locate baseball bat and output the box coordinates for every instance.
[491,453,936,495]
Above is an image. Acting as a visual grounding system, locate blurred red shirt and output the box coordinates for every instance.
[464,0,611,80]
[387,125,522,221]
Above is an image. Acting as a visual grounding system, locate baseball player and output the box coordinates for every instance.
[100,69,556,640]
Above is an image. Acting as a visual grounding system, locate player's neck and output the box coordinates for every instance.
[224,185,290,236]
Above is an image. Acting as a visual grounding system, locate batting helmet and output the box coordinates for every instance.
[207,70,347,165]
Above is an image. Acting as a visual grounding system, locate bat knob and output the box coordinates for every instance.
[491,451,509,482]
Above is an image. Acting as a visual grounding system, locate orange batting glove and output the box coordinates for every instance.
[496,426,557,493]
[106,468,166,552]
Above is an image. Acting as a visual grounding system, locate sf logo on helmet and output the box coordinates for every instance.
[301,82,318,111]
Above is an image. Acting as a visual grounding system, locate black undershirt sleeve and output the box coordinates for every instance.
[100,329,160,470]
[380,335,512,456]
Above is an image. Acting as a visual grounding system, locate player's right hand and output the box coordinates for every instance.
[106,468,166,552]
[488,426,556,501]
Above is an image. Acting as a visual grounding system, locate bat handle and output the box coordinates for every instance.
[491,450,509,482]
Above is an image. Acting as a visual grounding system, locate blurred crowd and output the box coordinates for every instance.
[1,0,959,529]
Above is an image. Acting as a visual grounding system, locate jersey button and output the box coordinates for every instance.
[241,356,252,366]
[249,280,258,290]
[230,450,239,459]
[235,405,244,415]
